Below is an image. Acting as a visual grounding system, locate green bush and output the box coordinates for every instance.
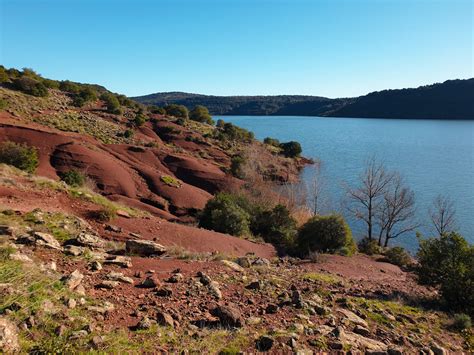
[123,129,134,139]
[13,77,48,97]
[263,137,280,147]
[116,94,136,108]
[216,119,225,128]
[252,204,297,252]
[149,105,166,115]
[42,78,60,89]
[230,155,245,179]
[199,193,251,237]
[297,214,356,256]
[416,232,474,316]
[165,104,189,119]
[132,113,148,127]
[0,98,7,110]
[358,237,383,255]
[100,93,122,114]
[190,105,214,124]
[0,141,39,173]
[384,246,412,268]
[279,141,302,158]
[72,87,97,107]
[0,66,9,83]
[59,170,85,187]
[59,80,81,93]
[215,122,254,143]
[451,313,472,331]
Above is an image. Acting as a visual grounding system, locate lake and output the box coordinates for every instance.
[217,115,474,252]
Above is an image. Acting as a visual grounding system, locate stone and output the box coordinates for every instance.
[221,260,244,272]
[252,257,270,266]
[63,270,84,290]
[9,252,33,263]
[116,210,131,218]
[75,284,86,296]
[87,302,114,314]
[90,335,104,349]
[338,308,369,328]
[105,224,122,233]
[89,260,103,271]
[388,348,403,355]
[236,256,251,268]
[0,225,14,236]
[67,298,77,309]
[64,245,84,256]
[212,304,243,327]
[69,330,88,340]
[167,273,183,283]
[246,281,263,290]
[197,271,212,285]
[247,317,262,325]
[96,280,119,289]
[32,232,62,250]
[0,317,19,353]
[256,335,274,351]
[74,233,106,249]
[135,316,154,330]
[155,287,173,297]
[156,311,175,328]
[125,239,166,256]
[140,276,161,288]
[104,255,132,268]
[291,288,304,308]
[354,324,371,336]
[106,272,134,284]
[208,281,222,299]
[431,344,448,355]
[314,304,331,316]
[265,303,279,314]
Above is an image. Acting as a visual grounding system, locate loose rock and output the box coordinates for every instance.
[125,239,166,256]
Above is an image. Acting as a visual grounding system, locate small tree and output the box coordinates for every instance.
[149,105,166,115]
[417,232,474,316]
[190,105,214,124]
[72,87,97,107]
[429,194,457,237]
[100,93,122,114]
[0,141,39,173]
[279,141,302,158]
[345,157,394,242]
[297,214,356,256]
[132,112,148,127]
[59,80,81,94]
[165,104,189,119]
[263,137,280,147]
[216,119,225,128]
[13,77,48,97]
[59,170,85,187]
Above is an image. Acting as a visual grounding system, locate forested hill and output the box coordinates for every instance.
[133,78,474,119]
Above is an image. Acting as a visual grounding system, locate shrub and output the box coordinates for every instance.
[165,104,189,119]
[42,78,60,89]
[59,80,81,93]
[0,66,9,83]
[252,204,297,252]
[0,141,39,173]
[279,141,302,158]
[451,313,472,331]
[297,214,356,256]
[160,175,181,188]
[116,94,136,108]
[199,193,251,236]
[358,237,383,255]
[100,92,122,114]
[416,232,474,316]
[123,129,134,139]
[216,119,225,128]
[93,208,116,222]
[149,105,166,115]
[13,77,48,97]
[0,98,7,110]
[216,122,254,143]
[263,137,280,147]
[72,87,97,107]
[384,246,412,268]
[59,170,85,187]
[190,105,214,124]
[230,155,245,179]
[132,113,148,127]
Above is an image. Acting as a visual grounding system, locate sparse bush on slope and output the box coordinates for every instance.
[0,141,39,173]
[165,104,189,119]
[100,92,122,114]
[190,105,214,124]
[12,77,48,97]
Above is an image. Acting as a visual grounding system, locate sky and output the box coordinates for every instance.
[0,0,472,98]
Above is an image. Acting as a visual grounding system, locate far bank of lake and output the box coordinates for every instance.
[218,115,474,252]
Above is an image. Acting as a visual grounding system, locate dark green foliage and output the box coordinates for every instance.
[279,141,302,158]
[263,137,280,147]
[42,78,60,89]
[215,122,254,143]
[252,204,297,251]
[123,129,134,139]
[0,66,10,83]
[0,141,39,173]
[100,92,122,114]
[132,113,148,127]
[216,119,225,128]
[176,117,186,126]
[165,104,189,119]
[72,87,97,107]
[297,214,356,256]
[190,105,214,124]
[199,193,251,236]
[149,105,166,115]
[12,77,48,97]
[358,237,383,255]
[230,155,245,179]
[416,232,474,316]
[384,246,412,268]
[59,170,85,187]
[451,313,472,331]
[116,94,137,108]
[59,80,81,94]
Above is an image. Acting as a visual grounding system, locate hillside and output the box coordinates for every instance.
[134,79,474,119]
[0,68,472,353]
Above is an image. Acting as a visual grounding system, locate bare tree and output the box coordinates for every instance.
[345,157,394,241]
[429,194,457,236]
[377,173,419,247]
[305,161,325,215]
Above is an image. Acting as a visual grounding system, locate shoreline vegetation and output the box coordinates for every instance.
[0,66,472,352]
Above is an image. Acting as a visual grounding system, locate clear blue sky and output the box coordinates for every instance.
[1,0,472,97]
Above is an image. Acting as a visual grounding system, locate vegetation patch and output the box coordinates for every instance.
[160,175,181,188]
[0,141,39,173]
[302,272,341,284]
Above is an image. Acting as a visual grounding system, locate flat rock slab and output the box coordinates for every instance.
[125,239,166,256]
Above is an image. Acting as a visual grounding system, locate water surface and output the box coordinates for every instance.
[218,115,474,251]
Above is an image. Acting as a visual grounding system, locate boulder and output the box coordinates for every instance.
[125,239,166,256]
[139,276,161,288]
[74,233,106,249]
[212,304,243,328]
[0,317,19,353]
[106,272,134,284]
[197,271,212,285]
[338,308,369,328]
[64,245,84,256]
[104,255,132,268]
[96,281,119,289]
[221,260,244,273]
[156,311,175,328]
[62,270,84,290]
[256,335,274,351]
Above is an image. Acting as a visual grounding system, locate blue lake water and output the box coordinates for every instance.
[217,115,474,252]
